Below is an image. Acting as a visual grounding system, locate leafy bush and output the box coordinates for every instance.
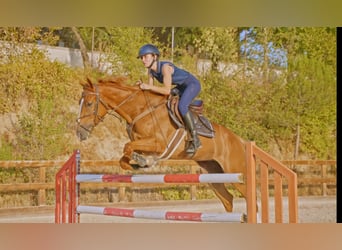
[0,44,80,160]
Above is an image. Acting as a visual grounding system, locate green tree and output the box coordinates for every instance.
[275,27,337,159]
[0,27,60,45]
[65,27,156,80]
[285,55,336,159]
[193,27,239,71]
[101,27,156,79]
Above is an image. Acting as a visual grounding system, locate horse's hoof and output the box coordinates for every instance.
[132,152,147,167]
[132,152,157,167]
[130,164,142,170]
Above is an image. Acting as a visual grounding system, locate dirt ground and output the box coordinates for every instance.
[0,196,336,223]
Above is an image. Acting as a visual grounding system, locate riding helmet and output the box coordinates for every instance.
[137,44,160,59]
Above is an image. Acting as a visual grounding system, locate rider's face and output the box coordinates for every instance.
[140,54,155,68]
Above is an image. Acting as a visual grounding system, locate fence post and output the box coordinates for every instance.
[322,164,327,196]
[38,166,46,206]
[246,141,257,223]
[190,164,197,200]
[118,167,126,202]
[75,149,81,223]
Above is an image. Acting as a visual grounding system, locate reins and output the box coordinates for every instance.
[138,89,169,144]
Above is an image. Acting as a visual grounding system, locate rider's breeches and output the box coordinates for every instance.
[177,75,201,116]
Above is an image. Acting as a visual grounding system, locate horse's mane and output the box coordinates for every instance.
[82,76,137,91]
[98,76,128,86]
[81,75,166,101]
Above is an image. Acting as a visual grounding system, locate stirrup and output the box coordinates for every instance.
[193,137,202,149]
[185,143,197,154]
[185,138,201,154]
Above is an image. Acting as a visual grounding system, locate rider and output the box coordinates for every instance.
[136,44,202,154]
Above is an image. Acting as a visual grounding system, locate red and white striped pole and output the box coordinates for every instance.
[77,205,246,223]
[76,173,243,184]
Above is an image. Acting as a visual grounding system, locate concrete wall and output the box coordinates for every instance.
[36,44,112,73]
[2,42,281,80]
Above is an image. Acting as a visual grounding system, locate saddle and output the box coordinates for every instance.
[167,92,215,138]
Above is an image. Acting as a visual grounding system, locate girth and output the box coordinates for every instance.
[126,100,166,140]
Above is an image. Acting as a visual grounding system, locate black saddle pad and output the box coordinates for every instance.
[194,114,215,138]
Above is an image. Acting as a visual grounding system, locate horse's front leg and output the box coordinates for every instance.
[119,137,164,170]
[119,155,134,170]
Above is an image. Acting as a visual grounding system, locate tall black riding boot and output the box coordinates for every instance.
[183,111,202,154]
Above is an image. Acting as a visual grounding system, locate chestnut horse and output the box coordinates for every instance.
[76,76,247,212]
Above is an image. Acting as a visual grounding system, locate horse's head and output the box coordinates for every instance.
[76,78,108,141]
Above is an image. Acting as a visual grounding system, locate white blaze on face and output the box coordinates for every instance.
[77,97,84,123]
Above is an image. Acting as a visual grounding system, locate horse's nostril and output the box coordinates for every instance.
[79,133,88,141]
[76,127,91,141]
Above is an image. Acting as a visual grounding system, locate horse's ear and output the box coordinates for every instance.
[80,77,94,89]
[86,77,94,88]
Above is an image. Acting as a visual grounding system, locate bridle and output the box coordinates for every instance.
[76,84,156,134]
[77,82,169,144]
[76,85,105,133]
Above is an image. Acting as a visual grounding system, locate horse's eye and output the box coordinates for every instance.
[86,101,93,107]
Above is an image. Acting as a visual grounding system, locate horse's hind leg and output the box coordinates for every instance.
[210,183,234,212]
[233,182,258,213]
[197,161,234,212]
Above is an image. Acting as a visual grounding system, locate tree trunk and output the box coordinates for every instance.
[262,27,270,83]
[71,27,91,70]
[294,123,300,160]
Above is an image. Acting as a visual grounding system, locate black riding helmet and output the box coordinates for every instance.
[137,44,160,59]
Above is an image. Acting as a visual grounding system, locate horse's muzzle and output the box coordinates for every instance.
[76,125,91,141]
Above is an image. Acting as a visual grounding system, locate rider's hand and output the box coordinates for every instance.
[139,83,150,90]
